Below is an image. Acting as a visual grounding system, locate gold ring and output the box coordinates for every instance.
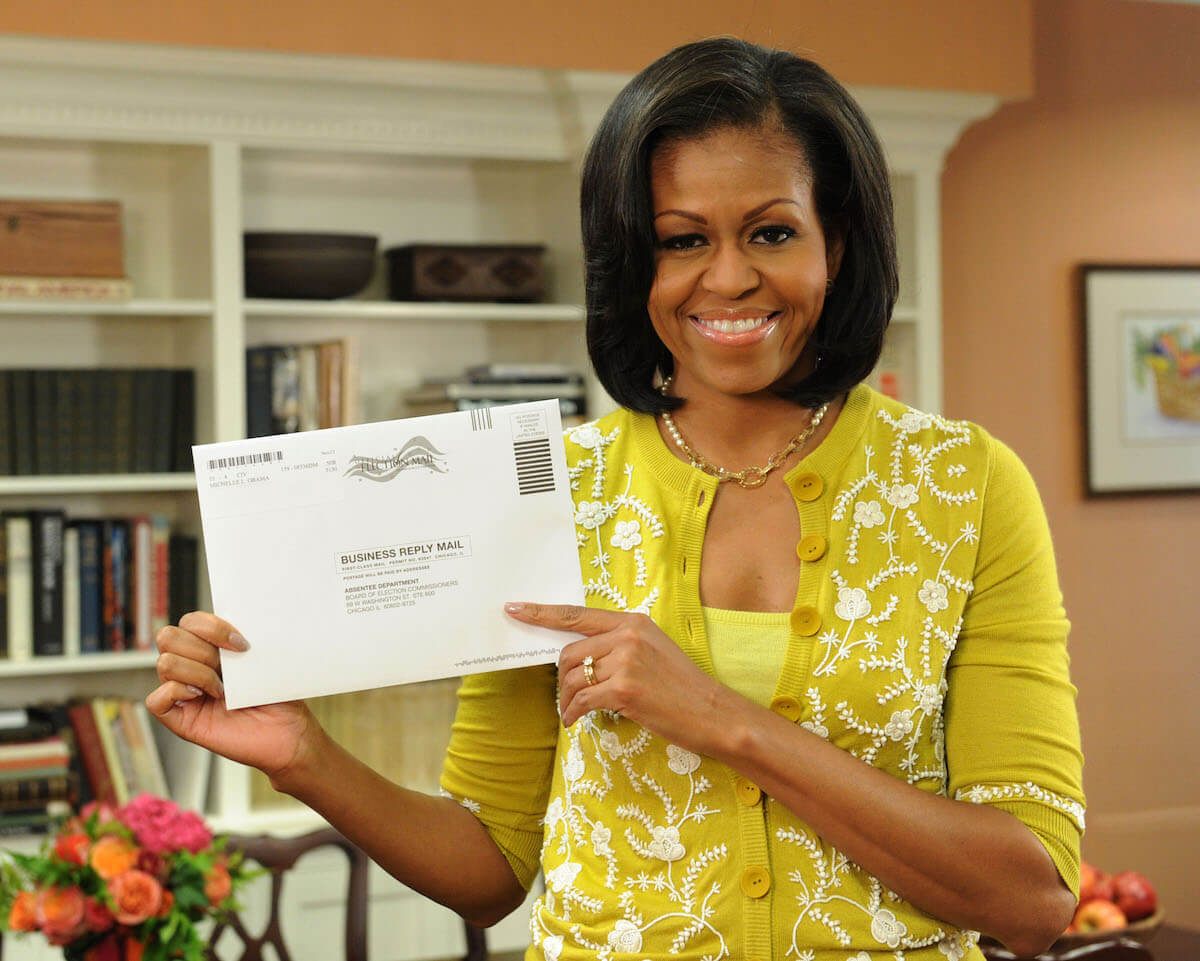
[582,654,597,686]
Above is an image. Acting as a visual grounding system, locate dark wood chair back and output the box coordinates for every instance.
[208,827,368,961]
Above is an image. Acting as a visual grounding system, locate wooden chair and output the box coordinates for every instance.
[208,827,368,961]
[208,826,490,961]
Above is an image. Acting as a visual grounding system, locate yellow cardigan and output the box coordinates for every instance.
[442,385,1085,961]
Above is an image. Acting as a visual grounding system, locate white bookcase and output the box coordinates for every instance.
[0,36,997,961]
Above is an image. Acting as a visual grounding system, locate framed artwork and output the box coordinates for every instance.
[1082,265,1200,494]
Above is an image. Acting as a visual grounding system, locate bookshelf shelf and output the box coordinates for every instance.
[0,473,197,495]
[0,299,213,317]
[0,650,157,677]
[242,299,585,324]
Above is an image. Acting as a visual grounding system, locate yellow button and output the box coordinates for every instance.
[734,777,762,806]
[796,534,827,562]
[740,866,771,898]
[794,471,824,501]
[769,695,802,722]
[791,605,821,636]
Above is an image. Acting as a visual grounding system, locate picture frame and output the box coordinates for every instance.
[1082,265,1200,494]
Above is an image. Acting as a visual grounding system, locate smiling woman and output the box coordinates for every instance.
[149,36,1085,961]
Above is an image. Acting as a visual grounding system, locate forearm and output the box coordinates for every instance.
[704,688,1074,956]
[271,725,526,926]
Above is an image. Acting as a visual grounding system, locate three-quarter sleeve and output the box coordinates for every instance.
[440,664,560,889]
[944,434,1086,896]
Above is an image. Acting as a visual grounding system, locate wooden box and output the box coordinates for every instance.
[0,199,125,277]
[385,244,544,302]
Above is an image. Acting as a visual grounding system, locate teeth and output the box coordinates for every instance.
[696,315,770,333]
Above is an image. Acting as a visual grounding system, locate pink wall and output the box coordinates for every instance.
[942,0,1200,927]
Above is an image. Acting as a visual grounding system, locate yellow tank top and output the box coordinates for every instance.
[701,605,792,708]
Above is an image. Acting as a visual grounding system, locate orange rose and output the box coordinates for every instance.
[204,863,233,905]
[107,870,163,925]
[35,885,86,945]
[124,938,145,961]
[8,889,37,931]
[90,835,138,880]
[157,889,174,917]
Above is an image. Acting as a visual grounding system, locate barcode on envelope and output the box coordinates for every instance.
[470,408,493,431]
[207,450,283,470]
[514,438,554,495]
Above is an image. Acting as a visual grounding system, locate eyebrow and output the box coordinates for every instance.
[653,197,801,223]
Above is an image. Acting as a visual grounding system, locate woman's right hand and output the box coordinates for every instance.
[146,612,315,783]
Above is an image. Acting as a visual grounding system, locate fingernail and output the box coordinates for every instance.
[216,679,225,698]
[173,700,188,710]
[504,602,526,614]
[229,632,250,651]
[186,685,204,697]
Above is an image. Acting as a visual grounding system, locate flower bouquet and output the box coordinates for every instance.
[0,795,252,961]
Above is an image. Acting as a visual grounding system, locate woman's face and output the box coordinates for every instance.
[648,125,842,404]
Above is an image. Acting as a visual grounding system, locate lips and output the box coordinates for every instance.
[689,309,780,343]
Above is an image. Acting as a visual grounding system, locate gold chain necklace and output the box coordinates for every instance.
[658,376,829,489]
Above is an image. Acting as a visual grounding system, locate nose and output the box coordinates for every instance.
[702,243,759,298]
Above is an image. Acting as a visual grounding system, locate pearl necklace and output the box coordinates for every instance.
[658,376,829,489]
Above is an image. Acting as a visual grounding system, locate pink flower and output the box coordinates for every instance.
[118,794,213,854]
[107,870,163,925]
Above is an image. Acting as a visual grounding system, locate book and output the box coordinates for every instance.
[32,369,58,475]
[319,340,344,429]
[93,369,118,473]
[72,520,104,653]
[0,774,75,808]
[0,736,70,764]
[0,275,133,300]
[67,700,117,806]
[298,344,320,432]
[132,369,157,473]
[62,525,81,657]
[90,697,131,804]
[112,368,136,474]
[30,510,65,657]
[151,368,175,472]
[119,700,169,798]
[0,369,12,475]
[465,362,584,384]
[54,368,76,474]
[271,345,300,434]
[245,346,275,439]
[9,370,35,475]
[168,534,198,625]
[0,520,6,657]
[4,513,33,661]
[151,514,170,638]
[171,368,195,472]
[130,515,153,649]
[101,519,130,651]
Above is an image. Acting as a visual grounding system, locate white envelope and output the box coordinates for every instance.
[193,400,584,709]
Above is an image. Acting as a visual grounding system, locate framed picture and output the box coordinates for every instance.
[1082,265,1200,494]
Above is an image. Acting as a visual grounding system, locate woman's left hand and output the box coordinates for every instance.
[503,602,726,748]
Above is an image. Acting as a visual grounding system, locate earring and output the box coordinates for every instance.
[825,278,835,293]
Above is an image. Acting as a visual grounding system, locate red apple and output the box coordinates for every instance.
[1074,898,1128,932]
[1079,861,1116,904]
[1111,871,1157,922]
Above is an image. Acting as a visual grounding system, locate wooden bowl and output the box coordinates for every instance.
[244,231,378,299]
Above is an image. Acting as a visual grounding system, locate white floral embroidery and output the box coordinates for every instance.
[835,586,871,620]
[568,424,604,449]
[648,825,685,862]
[542,934,563,961]
[574,500,606,530]
[801,719,829,739]
[915,683,942,715]
[590,823,612,856]
[607,919,643,952]
[850,955,872,961]
[898,410,934,434]
[938,936,967,960]
[544,797,564,829]
[883,710,914,741]
[666,744,701,775]
[563,742,585,782]
[956,781,1086,830]
[598,729,623,758]
[854,499,885,528]
[885,482,919,509]
[610,519,642,550]
[871,908,908,948]
[918,578,950,613]
[546,861,582,893]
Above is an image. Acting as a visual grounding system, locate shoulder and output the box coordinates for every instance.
[562,406,636,466]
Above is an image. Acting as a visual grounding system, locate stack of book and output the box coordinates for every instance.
[401,363,587,426]
[0,367,195,476]
[0,706,77,835]
[67,697,173,808]
[245,339,359,438]
[1,510,198,661]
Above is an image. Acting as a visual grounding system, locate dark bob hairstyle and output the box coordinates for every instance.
[581,36,898,413]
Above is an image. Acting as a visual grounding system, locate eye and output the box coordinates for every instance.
[657,233,707,251]
[751,225,796,246]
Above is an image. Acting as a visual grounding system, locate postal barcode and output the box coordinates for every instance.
[207,450,283,470]
[470,408,494,431]
[514,438,554,495]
